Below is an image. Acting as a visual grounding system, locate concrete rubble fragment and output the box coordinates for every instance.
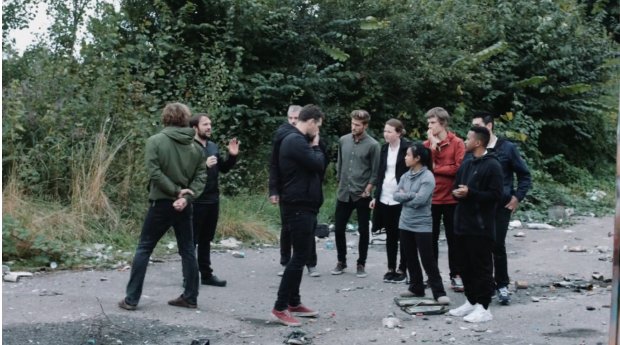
[526,223,555,230]
[3,271,33,282]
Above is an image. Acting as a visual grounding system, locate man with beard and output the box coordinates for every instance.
[332,110,381,278]
[270,104,325,326]
[189,113,239,287]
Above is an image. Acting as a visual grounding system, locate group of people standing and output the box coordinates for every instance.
[116,102,531,328]
[268,105,531,326]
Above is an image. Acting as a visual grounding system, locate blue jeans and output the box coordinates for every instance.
[125,200,199,305]
[274,207,316,311]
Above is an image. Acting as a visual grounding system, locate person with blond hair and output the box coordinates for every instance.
[119,102,206,311]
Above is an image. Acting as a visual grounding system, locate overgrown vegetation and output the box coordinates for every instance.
[2,0,617,269]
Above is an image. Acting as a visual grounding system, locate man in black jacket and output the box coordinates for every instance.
[190,113,239,287]
[472,113,532,305]
[448,126,503,323]
[270,104,325,327]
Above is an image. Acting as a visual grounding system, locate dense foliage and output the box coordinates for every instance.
[2,0,618,243]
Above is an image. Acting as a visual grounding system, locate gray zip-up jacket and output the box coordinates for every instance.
[393,167,435,232]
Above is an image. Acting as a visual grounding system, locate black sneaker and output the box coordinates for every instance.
[202,275,227,287]
[391,271,407,284]
[383,271,395,283]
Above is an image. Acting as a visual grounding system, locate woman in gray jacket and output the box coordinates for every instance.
[394,142,450,305]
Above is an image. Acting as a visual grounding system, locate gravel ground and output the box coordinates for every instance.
[2,216,615,345]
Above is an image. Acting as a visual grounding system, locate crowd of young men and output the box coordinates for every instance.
[118,102,531,326]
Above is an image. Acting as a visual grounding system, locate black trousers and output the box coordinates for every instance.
[274,207,316,310]
[193,202,219,278]
[431,204,459,278]
[455,234,495,308]
[400,230,446,300]
[334,197,371,266]
[493,206,512,288]
[279,205,317,268]
[373,201,406,272]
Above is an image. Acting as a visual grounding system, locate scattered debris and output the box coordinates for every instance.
[531,297,540,302]
[508,220,522,229]
[553,277,593,291]
[49,262,58,269]
[586,306,596,311]
[567,246,587,253]
[3,271,34,282]
[515,281,529,289]
[190,339,210,345]
[166,242,176,250]
[382,315,403,329]
[284,330,311,344]
[39,289,63,297]
[3,265,10,275]
[231,251,245,258]
[587,189,607,202]
[218,237,242,249]
[324,240,335,250]
[514,232,526,237]
[596,246,610,253]
[100,277,109,281]
[592,272,604,281]
[526,223,555,230]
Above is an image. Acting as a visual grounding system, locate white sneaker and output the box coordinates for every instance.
[308,267,321,277]
[463,304,493,323]
[448,300,475,317]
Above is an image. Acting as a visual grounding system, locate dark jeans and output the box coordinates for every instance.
[125,200,199,305]
[193,202,219,278]
[431,204,459,278]
[493,206,512,289]
[455,234,494,309]
[274,207,317,311]
[279,205,317,268]
[374,201,406,272]
[401,230,446,300]
[334,197,371,266]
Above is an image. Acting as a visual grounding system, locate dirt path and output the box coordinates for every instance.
[3,216,615,345]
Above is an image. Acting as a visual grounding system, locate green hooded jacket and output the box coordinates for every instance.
[145,126,206,202]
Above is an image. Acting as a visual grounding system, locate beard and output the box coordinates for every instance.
[198,131,210,140]
[305,133,316,142]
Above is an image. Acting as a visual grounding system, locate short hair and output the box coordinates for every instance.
[162,103,191,127]
[298,104,325,122]
[472,111,495,128]
[409,142,433,173]
[425,107,450,126]
[189,113,209,128]
[350,109,371,125]
[287,105,302,116]
[385,118,406,136]
[470,126,491,147]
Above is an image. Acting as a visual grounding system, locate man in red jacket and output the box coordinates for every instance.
[423,107,465,292]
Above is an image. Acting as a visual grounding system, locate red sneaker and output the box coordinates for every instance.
[271,308,302,326]
[288,304,319,317]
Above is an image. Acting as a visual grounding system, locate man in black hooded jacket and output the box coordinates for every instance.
[448,126,503,323]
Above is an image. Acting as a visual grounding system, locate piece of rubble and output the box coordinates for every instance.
[515,281,529,289]
[526,223,555,230]
[508,220,522,229]
[231,251,245,258]
[514,232,526,237]
[218,237,242,249]
[592,272,604,281]
[382,316,403,329]
[596,246,610,253]
[3,272,33,282]
[531,296,540,302]
[567,246,587,253]
[586,306,596,311]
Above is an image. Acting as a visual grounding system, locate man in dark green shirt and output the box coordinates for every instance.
[331,110,381,278]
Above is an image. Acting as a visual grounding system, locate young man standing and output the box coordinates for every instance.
[269,105,324,278]
[471,113,531,305]
[190,113,239,287]
[119,102,206,310]
[423,107,465,291]
[332,110,381,278]
[449,126,503,323]
[271,104,325,326]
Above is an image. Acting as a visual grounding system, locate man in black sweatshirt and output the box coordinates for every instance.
[270,104,325,327]
[190,113,239,287]
[448,126,503,323]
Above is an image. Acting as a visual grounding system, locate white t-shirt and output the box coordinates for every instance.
[380,144,400,205]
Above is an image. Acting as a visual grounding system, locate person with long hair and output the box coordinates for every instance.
[395,143,450,305]
[369,119,409,283]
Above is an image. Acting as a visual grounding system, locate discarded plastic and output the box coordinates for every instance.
[285,330,309,345]
[382,316,402,329]
[50,261,58,269]
[219,237,242,249]
[231,251,245,258]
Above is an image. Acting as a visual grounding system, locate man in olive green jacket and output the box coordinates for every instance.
[119,102,206,310]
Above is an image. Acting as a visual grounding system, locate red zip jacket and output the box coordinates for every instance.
[423,131,465,205]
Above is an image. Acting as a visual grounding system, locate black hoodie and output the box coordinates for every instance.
[453,152,503,239]
[270,124,325,211]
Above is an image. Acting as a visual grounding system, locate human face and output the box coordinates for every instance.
[427,116,445,136]
[195,116,212,140]
[383,124,399,144]
[307,118,322,138]
[404,147,418,168]
[351,119,367,137]
[464,130,479,153]
[288,111,299,125]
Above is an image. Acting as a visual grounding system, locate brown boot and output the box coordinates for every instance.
[167,295,197,309]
